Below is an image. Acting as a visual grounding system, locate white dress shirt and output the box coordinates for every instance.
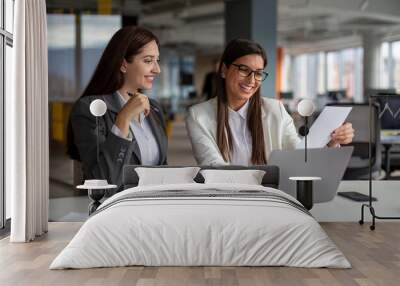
[186,97,301,166]
[228,100,252,165]
[111,92,160,165]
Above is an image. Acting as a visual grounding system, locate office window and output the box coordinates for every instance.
[341,49,354,98]
[153,51,196,112]
[293,54,308,98]
[380,42,390,89]
[326,47,363,101]
[307,53,319,99]
[378,40,400,93]
[81,15,121,49]
[291,53,322,99]
[317,52,326,95]
[392,41,400,93]
[327,51,341,91]
[341,48,357,99]
[48,14,121,100]
[157,51,171,98]
[47,14,76,100]
[288,47,363,102]
[81,15,121,93]
[354,47,363,102]
[167,57,180,100]
[281,54,292,92]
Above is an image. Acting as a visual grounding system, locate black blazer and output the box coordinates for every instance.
[69,92,168,192]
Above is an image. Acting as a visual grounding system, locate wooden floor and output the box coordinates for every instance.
[0,222,399,286]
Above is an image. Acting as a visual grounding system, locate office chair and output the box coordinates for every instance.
[326,102,382,180]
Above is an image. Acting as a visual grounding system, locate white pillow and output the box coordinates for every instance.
[200,169,266,185]
[135,167,201,186]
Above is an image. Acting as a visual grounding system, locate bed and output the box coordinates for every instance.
[50,165,350,269]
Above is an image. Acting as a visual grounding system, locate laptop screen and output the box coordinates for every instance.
[376,95,400,130]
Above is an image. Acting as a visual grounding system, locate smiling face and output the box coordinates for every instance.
[120,40,161,91]
[222,54,265,109]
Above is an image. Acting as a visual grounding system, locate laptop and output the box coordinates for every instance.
[268,147,354,203]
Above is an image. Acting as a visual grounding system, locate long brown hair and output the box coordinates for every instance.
[67,26,159,160]
[215,39,267,165]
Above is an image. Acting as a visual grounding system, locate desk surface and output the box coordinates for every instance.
[311,180,400,222]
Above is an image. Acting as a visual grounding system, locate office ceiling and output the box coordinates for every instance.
[46,0,400,51]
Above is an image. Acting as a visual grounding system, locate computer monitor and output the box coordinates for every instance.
[180,72,193,86]
[375,94,400,130]
[280,91,294,100]
[327,90,346,101]
[367,88,396,97]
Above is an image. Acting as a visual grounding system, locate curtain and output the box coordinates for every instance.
[7,0,49,242]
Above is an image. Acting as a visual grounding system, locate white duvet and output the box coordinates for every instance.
[50,183,350,269]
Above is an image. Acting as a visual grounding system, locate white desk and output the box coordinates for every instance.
[311,180,400,222]
[381,130,400,179]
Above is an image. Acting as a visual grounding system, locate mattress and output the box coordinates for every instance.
[50,183,350,269]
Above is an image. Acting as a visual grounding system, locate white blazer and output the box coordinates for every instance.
[185,97,301,166]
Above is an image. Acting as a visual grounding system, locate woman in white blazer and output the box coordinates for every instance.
[186,39,354,166]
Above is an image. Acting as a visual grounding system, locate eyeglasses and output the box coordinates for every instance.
[231,63,268,82]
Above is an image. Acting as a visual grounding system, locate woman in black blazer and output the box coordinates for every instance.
[67,26,168,192]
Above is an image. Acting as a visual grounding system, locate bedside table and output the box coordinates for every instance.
[289,176,321,210]
[77,182,117,215]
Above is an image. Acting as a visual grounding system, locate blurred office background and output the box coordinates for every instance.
[13,0,400,221]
